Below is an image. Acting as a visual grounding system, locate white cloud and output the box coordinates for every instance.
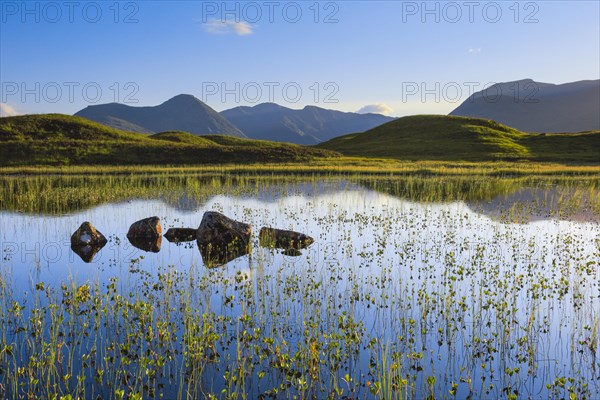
[203,19,254,36]
[0,103,21,117]
[357,103,394,115]
[468,48,482,53]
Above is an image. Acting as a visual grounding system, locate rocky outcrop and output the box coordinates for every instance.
[196,212,252,267]
[164,228,197,243]
[259,227,314,249]
[196,212,251,249]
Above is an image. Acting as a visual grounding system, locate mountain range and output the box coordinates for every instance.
[75,96,394,144]
[450,79,600,133]
[221,103,395,144]
[73,78,599,142]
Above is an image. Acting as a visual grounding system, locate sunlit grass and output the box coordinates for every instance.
[2,159,600,176]
[0,168,599,218]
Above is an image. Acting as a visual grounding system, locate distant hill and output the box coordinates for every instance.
[221,103,395,144]
[450,79,600,133]
[317,115,600,162]
[75,94,246,137]
[0,114,337,166]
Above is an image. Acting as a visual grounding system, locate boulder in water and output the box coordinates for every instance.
[164,228,197,243]
[71,221,107,247]
[127,217,162,239]
[196,212,252,267]
[259,227,314,250]
[70,222,108,263]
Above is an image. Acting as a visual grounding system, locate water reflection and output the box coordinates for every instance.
[466,186,600,223]
[163,227,197,242]
[281,248,302,257]
[4,174,597,223]
[70,241,106,263]
[197,240,251,268]
[127,234,162,253]
[0,181,598,399]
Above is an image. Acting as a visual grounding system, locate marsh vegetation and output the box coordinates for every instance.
[0,170,598,399]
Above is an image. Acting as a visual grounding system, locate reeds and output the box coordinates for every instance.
[0,170,598,398]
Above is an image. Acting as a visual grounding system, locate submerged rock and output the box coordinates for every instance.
[259,227,314,250]
[127,216,162,239]
[71,222,107,247]
[70,222,107,262]
[164,228,197,243]
[196,212,252,267]
[128,235,162,253]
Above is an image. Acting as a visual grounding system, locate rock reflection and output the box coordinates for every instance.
[71,242,106,263]
[197,241,250,268]
[128,235,162,253]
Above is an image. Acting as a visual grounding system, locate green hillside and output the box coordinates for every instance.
[318,115,600,163]
[0,114,337,166]
[1,114,598,166]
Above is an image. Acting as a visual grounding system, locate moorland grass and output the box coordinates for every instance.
[1,114,599,166]
[0,114,336,166]
[317,115,600,163]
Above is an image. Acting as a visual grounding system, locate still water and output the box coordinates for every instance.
[1,180,598,399]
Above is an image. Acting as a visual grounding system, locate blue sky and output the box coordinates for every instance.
[1,1,598,117]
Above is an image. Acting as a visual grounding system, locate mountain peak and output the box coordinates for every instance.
[74,95,246,137]
[162,94,204,105]
[450,78,600,133]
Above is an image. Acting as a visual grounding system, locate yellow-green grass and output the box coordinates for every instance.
[2,160,599,178]
[0,170,598,215]
[2,114,599,166]
[0,114,336,165]
[318,115,600,163]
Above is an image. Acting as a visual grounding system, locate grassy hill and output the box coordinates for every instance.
[0,114,337,166]
[318,115,600,163]
[1,114,598,166]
